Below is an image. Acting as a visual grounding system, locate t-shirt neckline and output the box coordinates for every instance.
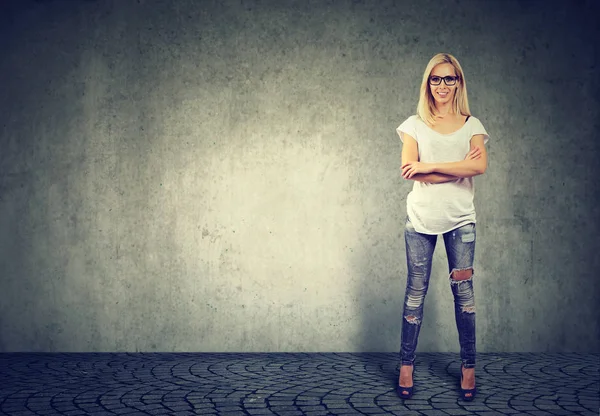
[419,116,472,136]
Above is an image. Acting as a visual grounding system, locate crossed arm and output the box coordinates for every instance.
[400,134,487,183]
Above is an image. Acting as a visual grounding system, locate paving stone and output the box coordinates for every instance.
[333,408,363,415]
[111,408,140,415]
[246,409,276,415]
[472,412,511,416]
[406,404,434,410]
[441,409,473,415]
[511,405,539,411]
[214,405,245,412]
[268,400,296,406]
[432,402,464,409]
[462,405,493,411]
[245,403,269,408]
[349,400,378,407]
[297,405,328,411]
[0,352,597,416]
[322,400,349,405]
[535,404,564,410]
[355,408,389,414]
[508,400,532,405]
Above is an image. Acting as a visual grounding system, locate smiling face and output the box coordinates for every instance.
[429,63,459,106]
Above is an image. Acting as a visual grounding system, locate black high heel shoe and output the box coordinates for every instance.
[396,365,414,399]
[460,364,476,401]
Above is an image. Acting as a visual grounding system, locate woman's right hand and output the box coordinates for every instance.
[465,146,482,160]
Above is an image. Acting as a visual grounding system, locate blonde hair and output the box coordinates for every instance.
[416,53,471,127]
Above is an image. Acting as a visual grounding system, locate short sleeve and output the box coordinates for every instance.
[470,117,490,145]
[396,115,418,143]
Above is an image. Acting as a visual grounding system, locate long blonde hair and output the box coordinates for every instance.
[416,53,471,127]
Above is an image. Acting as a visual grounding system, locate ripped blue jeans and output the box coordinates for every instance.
[400,217,477,368]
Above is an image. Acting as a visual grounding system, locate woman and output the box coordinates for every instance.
[395,53,489,401]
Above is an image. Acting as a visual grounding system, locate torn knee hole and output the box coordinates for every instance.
[405,315,420,324]
[451,268,473,281]
[461,306,476,313]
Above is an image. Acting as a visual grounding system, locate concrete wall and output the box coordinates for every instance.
[0,0,598,353]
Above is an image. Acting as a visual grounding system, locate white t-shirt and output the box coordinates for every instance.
[396,114,490,235]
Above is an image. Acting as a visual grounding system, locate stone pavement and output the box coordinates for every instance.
[0,352,597,416]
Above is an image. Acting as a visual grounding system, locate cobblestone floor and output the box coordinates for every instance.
[0,352,597,416]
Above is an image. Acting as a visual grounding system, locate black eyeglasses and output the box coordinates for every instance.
[429,76,459,86]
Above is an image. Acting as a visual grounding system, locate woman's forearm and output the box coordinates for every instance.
[411,173,458,183]
[431,160,484,178]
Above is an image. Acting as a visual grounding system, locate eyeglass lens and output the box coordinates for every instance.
[430,76,457,85]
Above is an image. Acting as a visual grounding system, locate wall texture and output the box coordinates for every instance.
[0,0,598,353]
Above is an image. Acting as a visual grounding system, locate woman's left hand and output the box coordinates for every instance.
[401,161,435,179]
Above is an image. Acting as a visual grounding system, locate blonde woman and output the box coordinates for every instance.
[395,53,489,401]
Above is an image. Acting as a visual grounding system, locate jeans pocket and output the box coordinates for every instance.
[461,232,475,243]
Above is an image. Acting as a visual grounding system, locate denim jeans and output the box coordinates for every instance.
[399,216,477,368]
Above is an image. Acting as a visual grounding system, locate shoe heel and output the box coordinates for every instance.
[397,365,414,400]
[460,364,476,401]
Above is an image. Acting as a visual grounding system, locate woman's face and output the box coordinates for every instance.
[429,63,459,106]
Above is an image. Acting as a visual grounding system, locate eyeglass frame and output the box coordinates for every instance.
[429,75,460,86]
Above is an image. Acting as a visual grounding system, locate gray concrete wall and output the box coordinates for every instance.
[0,0,598,353]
